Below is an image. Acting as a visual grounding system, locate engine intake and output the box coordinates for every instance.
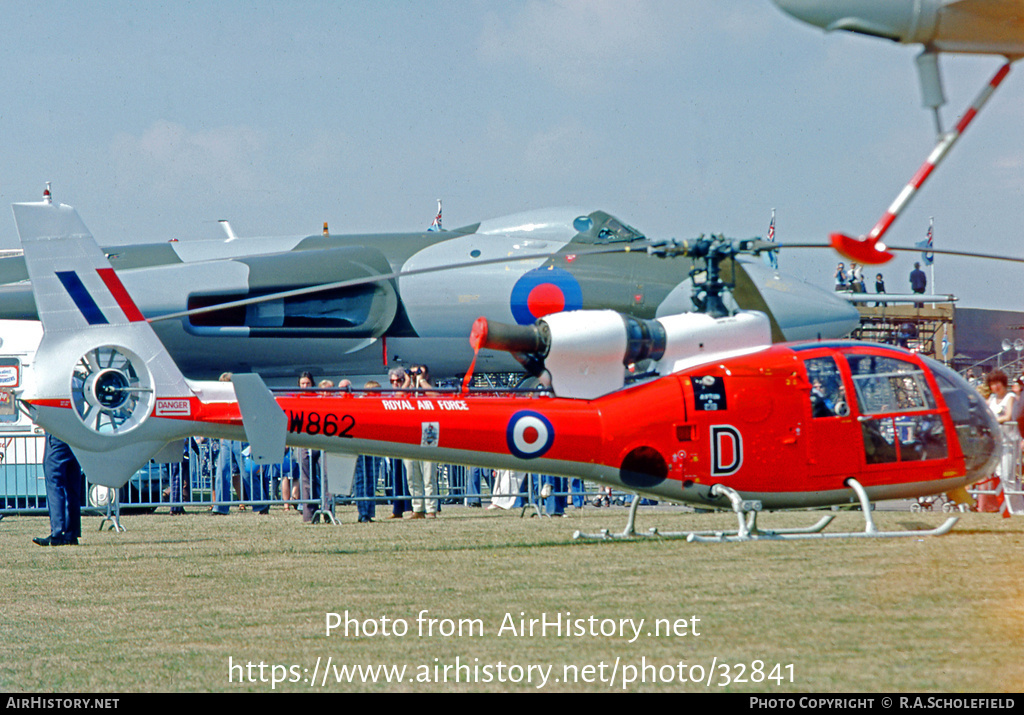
[474,309,771,399]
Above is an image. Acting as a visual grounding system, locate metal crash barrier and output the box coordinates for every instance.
[5,429,1020,521]
[966,432,1023,516]
[0,433,610,524]
[0,433,49,515]
[3,428,1018,522]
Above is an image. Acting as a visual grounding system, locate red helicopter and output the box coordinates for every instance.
[13,197,1001,541]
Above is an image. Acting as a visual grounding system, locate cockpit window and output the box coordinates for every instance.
[597,216,643,243]
[845,355,936,415]
[574,211,645,244]
[804,356,849,417]
[923,357,999,474]
[844,354,948,463]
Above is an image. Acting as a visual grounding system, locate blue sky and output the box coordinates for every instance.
[2,0,1022,309]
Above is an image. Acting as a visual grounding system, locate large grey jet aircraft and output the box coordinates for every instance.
[0,197,859,381]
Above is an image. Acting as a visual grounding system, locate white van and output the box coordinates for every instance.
[0,320,47,509]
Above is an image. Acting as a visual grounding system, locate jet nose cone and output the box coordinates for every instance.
[738,259,861,341]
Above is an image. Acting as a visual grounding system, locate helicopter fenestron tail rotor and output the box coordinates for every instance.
[13,197,197,488]
[71,345,154,435]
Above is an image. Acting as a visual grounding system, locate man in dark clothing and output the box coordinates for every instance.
[874,273,887,307]
[910,262,927,308]
[33,434,85,546]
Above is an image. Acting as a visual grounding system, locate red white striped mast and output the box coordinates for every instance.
[831,62,1012,265]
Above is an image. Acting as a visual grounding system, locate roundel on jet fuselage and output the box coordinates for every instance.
[509,267,583,325]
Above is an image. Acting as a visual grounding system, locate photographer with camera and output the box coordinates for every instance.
[403,364,440,518]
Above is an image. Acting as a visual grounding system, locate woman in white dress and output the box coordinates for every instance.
[986,370,1020,485]
[488,470,523,510]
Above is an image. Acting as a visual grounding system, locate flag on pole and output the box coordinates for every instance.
[428,199,443,232]
[764,208,778,270]
[915,217,934,265]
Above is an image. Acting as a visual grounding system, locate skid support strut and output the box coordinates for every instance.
[573,480,958,542]
[572,493,645,540]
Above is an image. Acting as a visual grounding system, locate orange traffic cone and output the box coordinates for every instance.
[974,476,1001,513]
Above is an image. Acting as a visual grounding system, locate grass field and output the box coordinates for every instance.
[2,503,1022,693]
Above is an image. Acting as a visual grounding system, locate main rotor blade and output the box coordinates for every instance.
[783,243,1024,264]
[148,244,638,324]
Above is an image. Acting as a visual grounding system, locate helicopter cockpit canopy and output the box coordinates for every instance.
[923,357,1000,477]
[800,345,997,475]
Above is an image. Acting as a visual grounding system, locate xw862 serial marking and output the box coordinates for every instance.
[287,411,355,438]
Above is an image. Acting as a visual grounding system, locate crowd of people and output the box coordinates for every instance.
[833,261,931,308]
[981,369,1023,462]
[958,368,1023,513]
[833,262,892,307]
[834,261,871,293]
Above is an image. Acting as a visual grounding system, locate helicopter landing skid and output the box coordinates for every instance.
[572,479,958,542]
[686,480,957,542]
[571,486,833,541]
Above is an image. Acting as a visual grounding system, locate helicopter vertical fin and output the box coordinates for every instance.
[231,373,287,465]
[15,201,145,331]
[12,199,192,398]
[12,198,195,487]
